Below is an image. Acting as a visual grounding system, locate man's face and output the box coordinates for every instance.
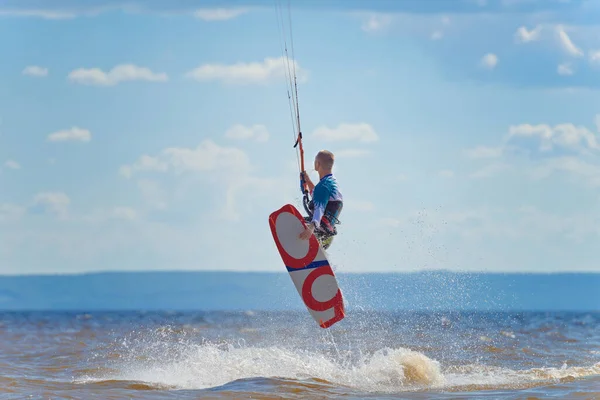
[314,157,319,171]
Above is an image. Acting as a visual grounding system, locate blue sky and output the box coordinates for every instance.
[1,0,600,274]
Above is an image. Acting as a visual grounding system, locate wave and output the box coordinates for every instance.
[79,333,600,394]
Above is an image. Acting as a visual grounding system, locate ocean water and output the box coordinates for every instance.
[1,310,599,399]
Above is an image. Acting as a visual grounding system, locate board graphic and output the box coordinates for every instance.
[269,203,345,328]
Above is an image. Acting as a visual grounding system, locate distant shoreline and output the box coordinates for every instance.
[1,270,598,311]
[2,269,600,277]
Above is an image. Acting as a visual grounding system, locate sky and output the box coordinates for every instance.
[1,0,600,275]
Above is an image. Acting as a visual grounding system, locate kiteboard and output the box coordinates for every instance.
[269,203,345,328]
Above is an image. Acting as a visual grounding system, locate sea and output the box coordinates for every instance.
[2,309,599,399]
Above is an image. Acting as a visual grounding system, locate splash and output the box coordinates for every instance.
[82,327,600,395]
[87,330,444,393]
[441,362,600,391]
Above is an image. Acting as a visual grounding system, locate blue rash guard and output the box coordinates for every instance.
[310,173,343,231]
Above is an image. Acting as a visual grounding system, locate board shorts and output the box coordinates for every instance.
[304,199,343,250]
[304,216,336,249]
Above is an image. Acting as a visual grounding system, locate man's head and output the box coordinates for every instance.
[314,150,335,175]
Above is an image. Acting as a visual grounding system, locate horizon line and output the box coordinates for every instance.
[1,268,600,277]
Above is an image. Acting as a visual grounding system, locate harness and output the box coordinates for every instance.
[306,199,343,236]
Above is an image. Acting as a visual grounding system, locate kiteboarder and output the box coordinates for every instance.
[298,150,343,249]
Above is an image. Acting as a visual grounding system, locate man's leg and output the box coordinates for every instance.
[314,230,334,250]
[321,235,334,250]
[302,217,334,249]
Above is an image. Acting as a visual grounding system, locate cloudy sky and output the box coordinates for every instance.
[1,0,600,274]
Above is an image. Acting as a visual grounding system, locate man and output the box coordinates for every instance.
[298,150,343,250]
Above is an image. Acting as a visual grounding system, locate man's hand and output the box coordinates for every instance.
[299,222,315,240]
[300,171,315,191]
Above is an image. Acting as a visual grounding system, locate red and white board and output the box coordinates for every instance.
[269,204,345,328]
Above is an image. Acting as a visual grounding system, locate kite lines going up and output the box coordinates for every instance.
[269,1,347,330]
[274,0,312,216]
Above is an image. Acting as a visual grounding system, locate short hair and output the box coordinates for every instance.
[316,150,335,169]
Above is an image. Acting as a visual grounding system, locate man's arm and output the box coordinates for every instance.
[299,180,330,240]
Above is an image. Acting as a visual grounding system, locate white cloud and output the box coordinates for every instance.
[507,122,600,153]
[185,56,307,85]
[346,200,375,212]
[120,139,250,179]
[312,123,379,143]
[381,205,600,245]
[111,207,138,220]
[379,207,501,239]
[225,124,269,142]
[557,63,574,76]
[4,160,21,169]
[137,179,167,210]
[121,137,289,222]
[514,25,542,43]
[439,169,454,178]
[193,8,248,21]
[514,205,600,242]
[219,175,284,222]
[47,127,91,142]
[0,4,257,21]
[467,115,600,183]
[431,30,443,40]
[556,25,584,57]
[514,24,591,61]
[82,206,139,223]
[501,0,536,7]
[0,9,76,19]
[119,155,168,178]
[470,163,512,179]
[529,157,600,187]
[480,53,498,69]
[33,192,70,218]
[163,142,250,175]
[334,149,372,158]
[464,146,503,159]
[590,50,600,66]
[428,16,449,40]
[0,203,25,222]
[361,13,393,33]
[68,64,168,86]
[22,65,48,77]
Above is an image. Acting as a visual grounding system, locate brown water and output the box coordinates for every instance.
[1,311,599,399]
